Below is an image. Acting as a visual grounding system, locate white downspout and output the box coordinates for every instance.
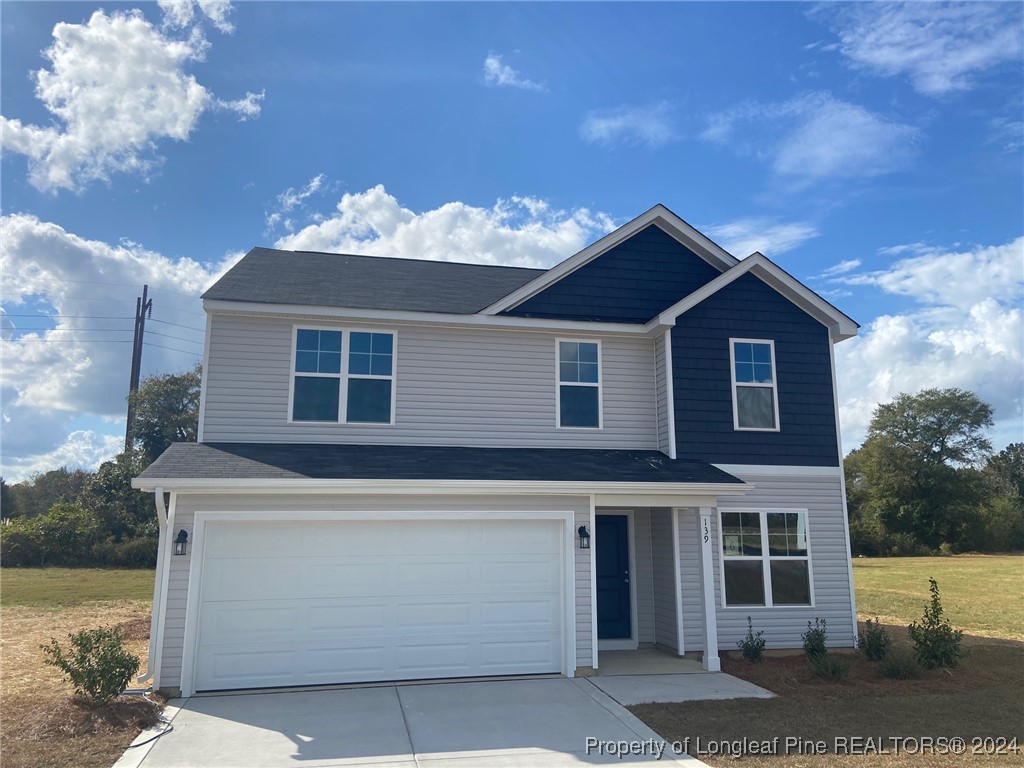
[136,486,167,683]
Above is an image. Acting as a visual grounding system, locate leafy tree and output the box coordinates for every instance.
[83,451,155,542]
[129,364,201,464]
[984,443,1024,500]
[847,388,995,552]
[5,467,92,518]
[1,477,14,518]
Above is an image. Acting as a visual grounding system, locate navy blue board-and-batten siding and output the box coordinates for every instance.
[672,272,840,467]
[504,224,722,323]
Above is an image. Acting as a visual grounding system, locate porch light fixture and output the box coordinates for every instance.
[577,525,590,550]
[173,529,188,556]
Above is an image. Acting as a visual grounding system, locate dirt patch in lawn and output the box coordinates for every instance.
[630,627,1023,767]
[1,601,158,768]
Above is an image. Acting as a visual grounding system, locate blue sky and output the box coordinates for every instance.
[2,1,1022,480]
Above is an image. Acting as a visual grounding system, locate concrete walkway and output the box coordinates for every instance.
[115,678,710,768]
[590,673,775,705]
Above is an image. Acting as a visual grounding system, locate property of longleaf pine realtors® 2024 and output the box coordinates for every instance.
[583,736,1016,758]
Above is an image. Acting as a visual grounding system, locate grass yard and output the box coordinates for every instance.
[631,554,1024,767]
[1,568,158,768]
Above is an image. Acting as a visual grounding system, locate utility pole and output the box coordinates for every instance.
[124,284,153,452]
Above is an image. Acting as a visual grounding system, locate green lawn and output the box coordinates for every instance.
[0,568,155,608]
[852,554,1024,641]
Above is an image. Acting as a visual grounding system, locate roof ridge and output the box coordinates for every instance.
[252,247,546,273]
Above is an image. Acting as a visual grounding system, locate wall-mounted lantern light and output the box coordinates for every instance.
[173,529,188,556]
[577,525,590,550]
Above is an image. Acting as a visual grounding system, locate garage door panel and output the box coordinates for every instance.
[194,519,565,691]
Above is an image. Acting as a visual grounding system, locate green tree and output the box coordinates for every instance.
[83,451,155,542]
[1,477,14,518]
[848,388,995,552]
[129,364,201,464]
[5,467,92,518]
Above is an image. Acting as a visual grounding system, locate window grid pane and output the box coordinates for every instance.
[559,342,599,384]
[724,561,765,606]
[349,332,393,378]
[722,511,811,606]
[559,385,599,428]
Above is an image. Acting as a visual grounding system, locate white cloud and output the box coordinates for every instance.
[265,174,327,234]
[3,431,125,483]
[816,258,862,278]
[275,185,616,268]
[579,102,677,148]
[701,92,919,182]
[704,218,819,258]
[158,0,235,33]
[482,53,545,92]
[817,2,1024,97]
[0,214,241,479]
[835,237,1024,451]
[0,8,260,193]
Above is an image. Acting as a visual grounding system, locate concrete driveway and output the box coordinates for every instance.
[115,678,707,767]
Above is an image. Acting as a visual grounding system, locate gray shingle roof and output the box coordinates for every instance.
[202,248,544,313]
[140,442,744,485]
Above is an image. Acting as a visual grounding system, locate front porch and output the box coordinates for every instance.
[590,505,722,674]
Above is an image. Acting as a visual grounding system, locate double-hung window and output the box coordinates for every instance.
[730,339,779,431]
[720,510,812,607]
[557,340,601,428]
[291,328,395,424]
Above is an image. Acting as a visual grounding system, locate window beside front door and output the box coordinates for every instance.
[557,339,601,428]
[291,327,395,424]
[720,509,812,607]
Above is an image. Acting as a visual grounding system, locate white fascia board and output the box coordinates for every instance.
[131,477,752,496]
[480,205,739,315]
[202,300,649,337]
[646,253,859,341]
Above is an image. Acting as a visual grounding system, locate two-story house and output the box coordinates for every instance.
[133,204,859,697]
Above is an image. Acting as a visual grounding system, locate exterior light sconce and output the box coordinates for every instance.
[577,525,590,550]
[174,529,189,556]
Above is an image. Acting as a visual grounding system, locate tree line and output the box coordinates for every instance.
[1,365,201,567]
[1,376,1020,567]
[846,388,1023,555]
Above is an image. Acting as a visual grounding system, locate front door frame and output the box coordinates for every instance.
[595,509,639,651]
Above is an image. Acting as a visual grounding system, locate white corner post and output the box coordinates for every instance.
[697,506,720,671]
[137,487,167,684]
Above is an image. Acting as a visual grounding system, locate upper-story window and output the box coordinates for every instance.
[291,328,395,424]
[721,509,812,607]
[730,339,779,431]
[557,340,601,428]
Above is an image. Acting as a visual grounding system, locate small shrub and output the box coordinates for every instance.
[808,653,849,681]
[801,618,828,658]
[878,651,922,680]
[737,616,766,662]
[858,617,892,661]
[908,578,967,669]
[41,626,140,706]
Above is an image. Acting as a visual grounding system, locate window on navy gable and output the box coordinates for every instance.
[730,339,779,431]
[557,340,601,428]
[292,328,394,424]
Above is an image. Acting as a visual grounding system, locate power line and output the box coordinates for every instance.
[146,330,204,346]
[143,341,203,355]
[0,314,134,320]
[6,338,135,343]
[149,318,206,333]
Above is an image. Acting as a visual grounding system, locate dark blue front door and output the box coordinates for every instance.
[596,515,631,639]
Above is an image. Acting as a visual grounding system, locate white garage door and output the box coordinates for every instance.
[193,519,565,691]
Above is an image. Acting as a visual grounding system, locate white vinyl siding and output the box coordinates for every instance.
[650,509,678,650]
[202,314,656,448]
[158,493,593,693]
[654,335,671,455]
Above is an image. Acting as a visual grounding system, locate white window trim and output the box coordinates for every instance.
[287,324,397,426]
[717,507,815,609]
[555,337,603,430]
[729,337,781,432]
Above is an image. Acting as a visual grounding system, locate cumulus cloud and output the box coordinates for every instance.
[701,91,919,182]
[0,214,241,479]
[579,102,677,148]
[815,2,1024,97]
[482,53,546,91]
[0,7,261,193]
[704,218,819,258]
[3,430,126,483]
[275,185,616,268]
[158,0,236,34]
[835,237,1024,450]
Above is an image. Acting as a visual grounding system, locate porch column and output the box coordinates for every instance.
[697,506,721,671]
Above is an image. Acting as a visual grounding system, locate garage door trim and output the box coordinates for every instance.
[178,510,578,697]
